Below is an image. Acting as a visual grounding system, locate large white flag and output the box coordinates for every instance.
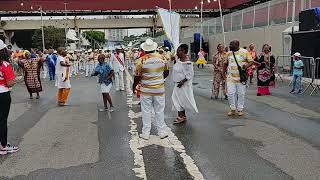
[157,8,180,52]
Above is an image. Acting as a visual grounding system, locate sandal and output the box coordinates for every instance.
[173,117,186,124]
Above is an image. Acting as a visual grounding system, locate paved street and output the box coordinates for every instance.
[1,68,320,180]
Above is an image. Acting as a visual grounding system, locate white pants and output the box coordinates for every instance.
[79,61,85,70]
[141,95,168,136]
[114,71,125,90]
[42,65,48,79]
[72,62,79,75]
[86,63,94,76]
[227,82,246,111]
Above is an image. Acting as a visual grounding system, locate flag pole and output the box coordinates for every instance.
[169,0,174,52]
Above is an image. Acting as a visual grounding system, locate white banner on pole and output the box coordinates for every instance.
[157,8,180,51]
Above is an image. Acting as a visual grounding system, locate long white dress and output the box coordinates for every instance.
[171,60,198,113]
[55,55,71,89]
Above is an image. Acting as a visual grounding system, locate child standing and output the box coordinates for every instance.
[290,52,304,94]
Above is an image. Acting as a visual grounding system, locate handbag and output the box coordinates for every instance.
[232,52,248,85]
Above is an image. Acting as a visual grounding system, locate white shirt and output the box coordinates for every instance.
[172,60,194,83]
[111,53,125,72]
[55,55,71,89]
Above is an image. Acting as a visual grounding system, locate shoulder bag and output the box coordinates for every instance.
[232,52,248,85]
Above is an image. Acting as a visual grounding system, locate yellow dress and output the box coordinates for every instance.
[196,51,207,65]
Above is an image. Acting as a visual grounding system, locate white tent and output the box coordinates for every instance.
[66,29,79,41]
[81,36,90,46]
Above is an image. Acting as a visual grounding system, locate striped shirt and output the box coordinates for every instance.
[135,53,168,96]
[224,48,253,83]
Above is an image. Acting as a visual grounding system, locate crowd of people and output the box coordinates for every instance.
[0,37,304,155]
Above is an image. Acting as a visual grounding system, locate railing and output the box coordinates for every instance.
[183,0,320,39]
[276,55,319,96]
[310,58,320,95]
[275,55,292,82]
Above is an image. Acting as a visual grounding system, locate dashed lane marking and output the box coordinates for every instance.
[125,70,208,180]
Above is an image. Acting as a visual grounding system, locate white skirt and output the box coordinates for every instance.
[171,81,198,113]
[101,83,112,93]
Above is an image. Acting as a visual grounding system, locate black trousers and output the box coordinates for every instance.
[0,92,11,147]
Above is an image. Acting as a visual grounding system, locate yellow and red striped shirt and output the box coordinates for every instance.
[224,48,253,83]
[135,53,169,96]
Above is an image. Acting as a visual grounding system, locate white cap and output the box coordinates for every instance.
[0,39,7,50]
[88,49,92,53]
[53,50,57,53]
[293,52,301,57]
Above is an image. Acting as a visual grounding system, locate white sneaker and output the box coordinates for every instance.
[140,134,150,140]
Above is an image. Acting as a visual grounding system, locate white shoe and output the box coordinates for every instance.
[140,134,149,140]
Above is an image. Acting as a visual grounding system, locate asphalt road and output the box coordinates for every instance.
[0,68,319,180]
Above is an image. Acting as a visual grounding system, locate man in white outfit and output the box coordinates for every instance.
[110,46,125,91]
[223,40,253,116]
[86,49,94,77]
[72,50,79,76]
[132,39,169,140]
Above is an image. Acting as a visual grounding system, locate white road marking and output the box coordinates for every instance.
[125,70,206,180]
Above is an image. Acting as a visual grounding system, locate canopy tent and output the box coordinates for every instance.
[80,36,90,46]
[66,29,79,41]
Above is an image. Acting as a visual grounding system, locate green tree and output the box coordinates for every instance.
[32,26,66,50]
[83,31,106,48]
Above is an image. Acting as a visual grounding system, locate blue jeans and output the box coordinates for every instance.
[291,75,302,92]
[48,66,55,81]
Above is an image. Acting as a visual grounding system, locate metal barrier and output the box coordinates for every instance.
[276,55,316,95]
[275,55,292,82]
[310,57,320,96]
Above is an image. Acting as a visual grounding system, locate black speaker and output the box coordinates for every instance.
[299,9,320,31]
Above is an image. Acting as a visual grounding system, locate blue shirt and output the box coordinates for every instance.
[95,63,113,85]
[47,54,56,67]
[293,59,304,76]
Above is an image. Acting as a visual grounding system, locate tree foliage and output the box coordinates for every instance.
[83,31,106,48]
[32,26,66,50]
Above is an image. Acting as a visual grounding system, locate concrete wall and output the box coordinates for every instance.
[207,24,297,60]
[1,17,202,30]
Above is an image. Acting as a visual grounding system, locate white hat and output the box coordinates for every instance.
[141,38,157,52]
[88,49,92,53]
[0,39,7,50]
[293,52,301,57]
[53,50,57,53]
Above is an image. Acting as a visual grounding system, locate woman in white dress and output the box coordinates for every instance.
[172,44,198,124]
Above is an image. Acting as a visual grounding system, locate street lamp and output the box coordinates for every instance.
[40,5,45,51]
[195,0,225,46]
[64,2,68,46]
